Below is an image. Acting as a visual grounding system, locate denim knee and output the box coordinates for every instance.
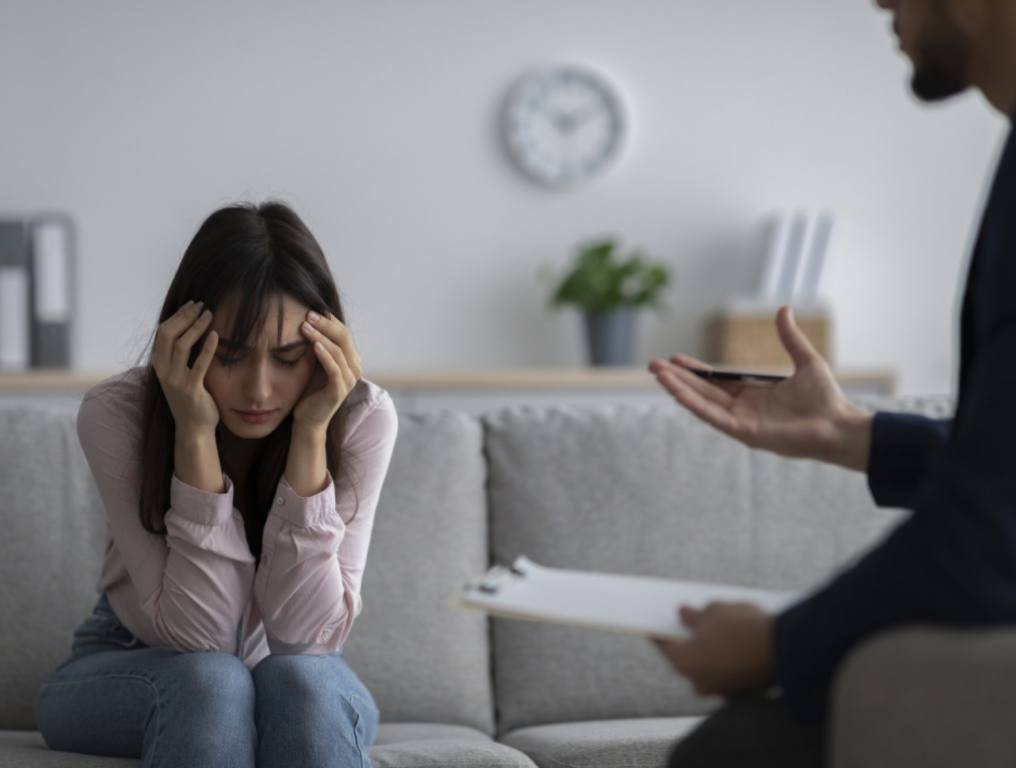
[253,654,378,739]
[170,652,255,727]
[34,649,256,766]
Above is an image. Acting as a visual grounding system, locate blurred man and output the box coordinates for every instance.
[649,0,1016,765]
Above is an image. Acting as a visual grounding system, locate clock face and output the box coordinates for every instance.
[503,65,626,189]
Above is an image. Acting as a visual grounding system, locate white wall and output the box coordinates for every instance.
[1,0,1007,396]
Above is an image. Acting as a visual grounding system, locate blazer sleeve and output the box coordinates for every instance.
[773,316,1016,722]
[77,393,256,653]
[253,391,398,655]
[866,411,953,509]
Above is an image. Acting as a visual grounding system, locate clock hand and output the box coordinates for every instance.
[550,108,577,134]
[568,102,604,128]
[550,103,604,135]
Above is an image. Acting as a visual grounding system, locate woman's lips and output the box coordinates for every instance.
[234,409,277,424]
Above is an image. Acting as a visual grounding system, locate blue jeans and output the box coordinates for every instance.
[35,592,379,768]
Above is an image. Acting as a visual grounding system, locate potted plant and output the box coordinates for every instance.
[549,238,671,366]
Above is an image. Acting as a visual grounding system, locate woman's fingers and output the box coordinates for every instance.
[155,301,203,378]
[331,317,362,378]
[171,308,213,374]
[190,328,218,384]
[306,312,363,379]
[333,344,359,391]
[153,301,191,375]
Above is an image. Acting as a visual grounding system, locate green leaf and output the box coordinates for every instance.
[548,239,674,312]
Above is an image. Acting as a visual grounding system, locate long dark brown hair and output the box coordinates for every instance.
[132,200,355,560]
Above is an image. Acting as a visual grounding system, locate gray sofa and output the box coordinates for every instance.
[3,393,1016,767]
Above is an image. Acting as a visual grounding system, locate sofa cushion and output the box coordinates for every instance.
[483,399,941,732]
[373,723,536,768]
[0,724,536,768]
[0,730,137,767]
[0,404,108,731]
[500,717,703,768]
[341,412,494,733]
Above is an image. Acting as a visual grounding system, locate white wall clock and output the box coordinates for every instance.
[502,64,627,189]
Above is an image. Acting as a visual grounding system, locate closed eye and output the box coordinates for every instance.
[216,355,302,369]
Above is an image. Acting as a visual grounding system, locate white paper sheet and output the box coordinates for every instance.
[455,556,801,639]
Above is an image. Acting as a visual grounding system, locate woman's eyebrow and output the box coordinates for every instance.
[218,338,311,353]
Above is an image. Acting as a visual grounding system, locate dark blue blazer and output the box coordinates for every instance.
[773,118,1016,722]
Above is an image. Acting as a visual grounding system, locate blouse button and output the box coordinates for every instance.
[275,496,284,506]
[318,628,332,643]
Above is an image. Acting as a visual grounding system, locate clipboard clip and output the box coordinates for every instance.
[464,560,526,595]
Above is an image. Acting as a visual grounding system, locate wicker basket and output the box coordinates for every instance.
[705,309,831,368]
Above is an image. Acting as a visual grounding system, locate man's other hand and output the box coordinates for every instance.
[651,602,775,697]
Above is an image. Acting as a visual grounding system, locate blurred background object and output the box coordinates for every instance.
[0,215,74,371]
[547,238,670,366]
[0,0,1008,396]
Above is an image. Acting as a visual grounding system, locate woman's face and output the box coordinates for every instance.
[204,292,318,438]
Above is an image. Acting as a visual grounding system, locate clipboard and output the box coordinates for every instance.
[453,556,800,639]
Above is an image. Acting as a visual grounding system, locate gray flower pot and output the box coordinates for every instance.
[584,307,637,366]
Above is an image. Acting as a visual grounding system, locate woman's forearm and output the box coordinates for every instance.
[285,424,329,496]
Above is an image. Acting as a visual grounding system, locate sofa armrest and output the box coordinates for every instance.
[830,625,1016,768]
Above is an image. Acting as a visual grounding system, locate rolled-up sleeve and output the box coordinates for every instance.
[253,392,398,655]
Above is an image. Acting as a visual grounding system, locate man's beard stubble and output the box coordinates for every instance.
[909,11,973,101]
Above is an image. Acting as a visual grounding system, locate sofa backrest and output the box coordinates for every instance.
[482,394,953,734]
[340,411,494,733]
[0,403,495,734]
[0,392,955,736]
[0,404,108,730]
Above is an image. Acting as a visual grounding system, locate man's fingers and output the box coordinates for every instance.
[669,353,714,372]
[657,370,741,438]
[661,362,736,409]
[776,305,821,368]
[651,637,693,672]
[679,605,703,629]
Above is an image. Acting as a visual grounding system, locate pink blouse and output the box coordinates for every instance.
[76,365,398,667]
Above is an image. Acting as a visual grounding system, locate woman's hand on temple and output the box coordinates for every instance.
[293,310,363,433]
[152,300,221,435]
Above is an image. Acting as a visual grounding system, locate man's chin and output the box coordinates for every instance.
[910,68,969,102]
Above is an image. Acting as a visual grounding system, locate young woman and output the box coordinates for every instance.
[34,201,399,768]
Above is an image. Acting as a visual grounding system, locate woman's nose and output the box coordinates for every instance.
[242,360,273,403]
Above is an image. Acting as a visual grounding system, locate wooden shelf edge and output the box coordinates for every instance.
[0,366,896,394]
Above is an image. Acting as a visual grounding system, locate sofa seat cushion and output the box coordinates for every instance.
[0,724,537,768]
[0,730,137,767]
[500,717,704,768]
[372,722,537,767]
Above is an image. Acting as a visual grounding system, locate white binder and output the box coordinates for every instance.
[0,221,30,371]
[29,214,74,368]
